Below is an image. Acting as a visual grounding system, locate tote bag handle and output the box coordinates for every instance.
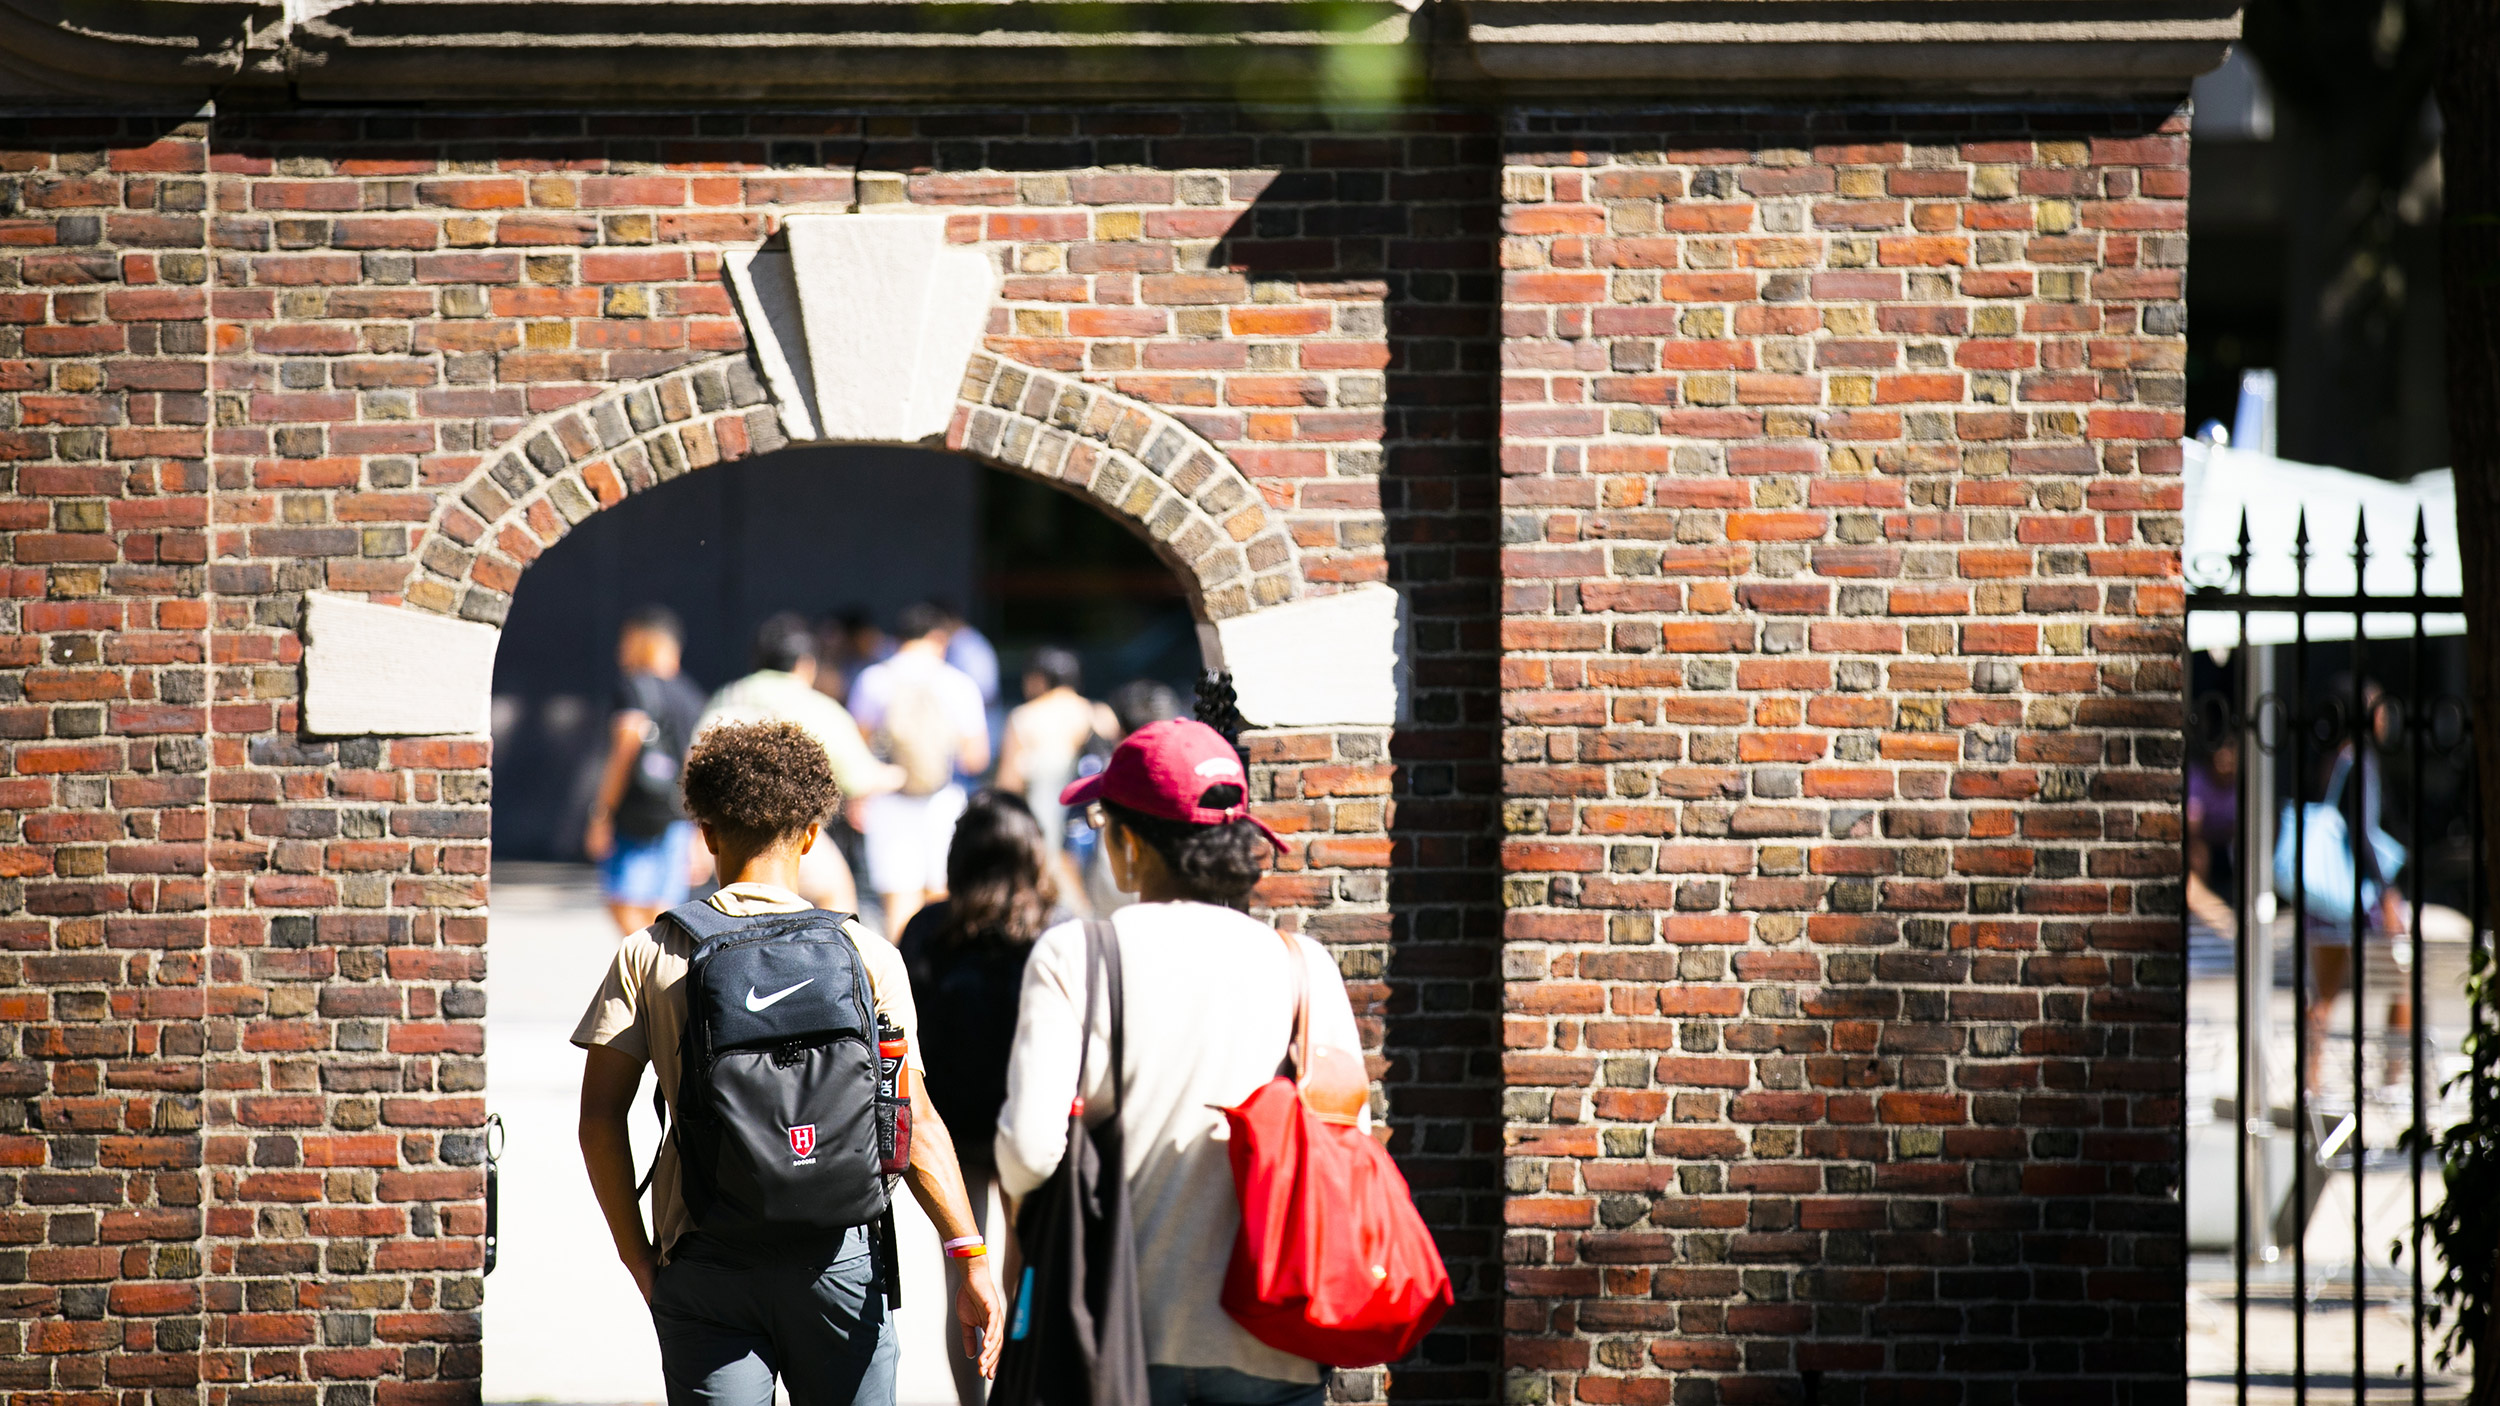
[1273,929,1365,1127]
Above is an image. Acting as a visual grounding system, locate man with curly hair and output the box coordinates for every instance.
[574,720,1003,1406]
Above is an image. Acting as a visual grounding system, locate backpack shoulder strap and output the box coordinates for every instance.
[825,912,879,1037]
[660,897,745,956]
[636,1077,668,1197]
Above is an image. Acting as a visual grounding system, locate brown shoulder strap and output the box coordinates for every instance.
[1278,927,1313,1081]
[1277,927,1369,1127]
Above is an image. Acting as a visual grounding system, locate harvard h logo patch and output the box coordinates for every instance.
[788,1124,816,1159]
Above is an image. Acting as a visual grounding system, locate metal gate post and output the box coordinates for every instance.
[2240,635,2278,1268]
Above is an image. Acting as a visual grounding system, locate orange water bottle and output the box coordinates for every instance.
[876,1016,911,1174]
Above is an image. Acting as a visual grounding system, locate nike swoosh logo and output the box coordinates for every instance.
[745,979,814,1012]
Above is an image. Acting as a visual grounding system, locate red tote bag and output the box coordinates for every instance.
[1218,934,1453,1368]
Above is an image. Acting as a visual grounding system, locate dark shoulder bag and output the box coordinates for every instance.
[992,919,1149,1406]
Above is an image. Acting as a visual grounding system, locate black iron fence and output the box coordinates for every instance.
[2186,508,2494,1404]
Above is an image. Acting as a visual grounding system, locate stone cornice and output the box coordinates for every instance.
[0,0,2234,103]
[1455,0,2241,97]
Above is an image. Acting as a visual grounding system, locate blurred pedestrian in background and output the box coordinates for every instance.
[896,790,1069,1406]
[938,600,1000,709]
[1074,679,1186,916]
[584,605,707,935]
[995,647,1114,857]
[2183,736,2241,980]
[813,608,890,706]
[2282,675,2412,1093]
[1107,679,1182,739]
[699,613,906,916]
[851,602,992,934]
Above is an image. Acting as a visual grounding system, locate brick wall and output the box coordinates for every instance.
[1496,111,2188,1404]
[0,101,2183,1405]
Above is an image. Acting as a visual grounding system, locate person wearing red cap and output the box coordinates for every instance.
[992,719,1361,1406]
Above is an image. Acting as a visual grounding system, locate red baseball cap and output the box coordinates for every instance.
[1059,719,1282,849]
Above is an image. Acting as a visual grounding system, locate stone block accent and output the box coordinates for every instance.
[724,213,997,443]
[299,592,497,736]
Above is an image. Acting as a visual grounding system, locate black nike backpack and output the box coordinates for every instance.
[659,900,892,1243]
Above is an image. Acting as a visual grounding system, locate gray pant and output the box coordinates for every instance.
[651,1224,898,1406]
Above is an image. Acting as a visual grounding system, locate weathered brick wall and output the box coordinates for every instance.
[0,102,2183,1406]
[1496,111,2188,1404]
[0,114,219,1399]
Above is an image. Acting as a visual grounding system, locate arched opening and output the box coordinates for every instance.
[478,440,1204,1404]
[286,346,1403,1404]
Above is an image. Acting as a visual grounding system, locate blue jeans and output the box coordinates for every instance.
[650,1225,896,1406]
[602,819,695,907]
[1147,1365,1325,1406]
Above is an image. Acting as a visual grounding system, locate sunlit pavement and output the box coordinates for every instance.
[2183,931,2479,1406]
[483,863,980,1406]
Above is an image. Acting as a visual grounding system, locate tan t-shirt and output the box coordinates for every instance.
[570,882,920,1259]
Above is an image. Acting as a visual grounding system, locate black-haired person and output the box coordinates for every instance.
[586,604,708,936]
[994,647,1114,857]
[575,721,1002,1406]
[896,791,1070,1406]
[700,613,906,914]
[994,721,1363,1406]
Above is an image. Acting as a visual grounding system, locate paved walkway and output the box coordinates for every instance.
[2182,929,2481,1405]
[482,864,977,1406]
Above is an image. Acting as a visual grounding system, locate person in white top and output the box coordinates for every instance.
[994,720,1358,1406]
[848,603,992,935]
[697,614,905,915]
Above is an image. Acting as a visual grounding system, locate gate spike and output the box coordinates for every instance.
[2353,512,2371,605]
[2293,509,2311,592]
[2232,508,2252,588]
[2412,505,2431,593]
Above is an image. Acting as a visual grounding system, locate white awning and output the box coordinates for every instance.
[2181,440,2462,650]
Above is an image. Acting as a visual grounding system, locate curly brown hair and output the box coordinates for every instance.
[680,721,841,851]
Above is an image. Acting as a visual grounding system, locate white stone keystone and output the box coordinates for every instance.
[725,213,997,445]
[1213,583,1404,728]
[301,591,499,737]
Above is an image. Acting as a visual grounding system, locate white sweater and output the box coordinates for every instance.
[992,902,1364,1382]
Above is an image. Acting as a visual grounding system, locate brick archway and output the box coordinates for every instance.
[396,348,1303,631]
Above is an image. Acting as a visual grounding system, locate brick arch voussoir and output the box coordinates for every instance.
[403,350,1300,628]
[950,352,1301,623]
[403,354,785,626]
